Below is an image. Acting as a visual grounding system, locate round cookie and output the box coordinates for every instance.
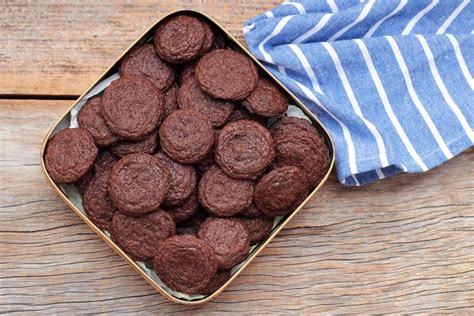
[240,203,266,219]
[159,109,214,164]
[228,106,267,125]
[195,150,215,175]
[202,270,231,294]
[241,78,288,117]
[240,217,274,245]
[198,217,250,270]
[82,169,116,230]
[78,96,120,147]
[93,151,118,174]
[110,131,158,158]
[215,120,274,180]
[76,170,95,195]
[198,166,253,217]
[211,31,227,50]
[254,166,310,217]
[195,49,258,100]
[178,76,234,128]
[110,210,175,261]
[102,76,163,140]
[108,153,170,216]
[164,191,199,223]
[119,43,175,91]
[199,20,215,55]
[162,82,178,119]
[270,117,329,186]
[153,235,218,294]
[154,151,197,206]
[176,209,208,236]
[154,15,205,64]
[177,61,197,86]
[45,128,98,183]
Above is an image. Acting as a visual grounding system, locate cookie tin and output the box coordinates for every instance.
[40,9,335,305]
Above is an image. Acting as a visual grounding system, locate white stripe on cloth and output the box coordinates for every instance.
[293,13,332,44]
[401,0,439,35]
[416,35,474,142]
[322,42,390,169]
[354,39,428,171]
[327,0,339,13]
[328,0,377,41]
[282,1,306,14]
[288,44,324,94]
[265,11,275,19]
[386,36,454,159]
[364,0,408,38]
[436,0,470,35]
[446,34,474,90]
[258,15,294,64]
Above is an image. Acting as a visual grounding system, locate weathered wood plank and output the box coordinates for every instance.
[1,99,473,313]
[0,1,279,96]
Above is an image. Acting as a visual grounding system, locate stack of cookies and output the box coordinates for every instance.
[44,13,329,296]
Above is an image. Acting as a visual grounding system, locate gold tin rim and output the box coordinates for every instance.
[40,9,336,305]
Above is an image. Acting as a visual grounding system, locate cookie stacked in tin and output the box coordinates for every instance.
[44,13,329,296]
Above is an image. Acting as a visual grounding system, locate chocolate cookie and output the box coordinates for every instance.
[270,117,329,186]
[110,131,158,158]
[119,44,175,91]
[241,78,288,117]
[154,15,205,64]
[110,210,175,261]
[154,151,197,206]
[102,76,163,140]
[198,217,250,270]
[195,49,258,100]
[159,109,214,164]
[176,208,208,236]
[240,217,274,245]
[153,235,218,294]
[195,151,215,175]
[177,61,197,86]
[215,120,274,180]
[211,31,227,50]
[162,82,178,119]
[165,191,199,224]
[93,151,118,174]
[199,20,215,55]
[78,96,120,147]
[108,153,170,216]
[45,128,98,183]
[178,76,234,128]
[254,166,310,217]
[82,169,116,230]
[202,270,231,294]
[240,203,266,219]
[228,106,267,125]
[198,166,253,217]
[76,170,94,195]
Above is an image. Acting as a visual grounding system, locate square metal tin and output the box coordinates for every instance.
[40,10,335,305]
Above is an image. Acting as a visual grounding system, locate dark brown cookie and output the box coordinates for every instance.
[164,191,199,224]
[110,131,158,158]
[240,203,266,219]
[254,166,310,217]
[159,109,214,164]
[198,217,250,270]
[240,217,274,245]
[228,106,267,125]
[154,151,197,206]
[195,151,215,175]
[119,43,175,91]
[211,31,227,50]
[198,166,253,217]
[93,151,118,174]
[110,210,175,261]
[176,208,208,236]
[241,78,288,117]
[153,235,218,294]
[108,153,170,216]
[82,169,116,230]
[270,117,329,186]
[154,15,205,64]
[215,120,274,180]
[178,76,234,128]
[202,270,231,294]
[78,96,120,147]
[177,61,197,86]
[45,128,98,183]
[76,170,94,195]
[195,49,258,100]
[102,76,163,140]
[162,82,178,119]
[199,20,215,55]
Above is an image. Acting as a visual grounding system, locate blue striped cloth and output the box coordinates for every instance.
[243,0,473,186]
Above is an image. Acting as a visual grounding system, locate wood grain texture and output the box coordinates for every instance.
[0,0,279,96]
[1,100,473,314]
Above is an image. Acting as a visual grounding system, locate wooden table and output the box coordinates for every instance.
[1,1,473,314]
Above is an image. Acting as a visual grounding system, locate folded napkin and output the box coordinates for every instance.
[244,0,473,186]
